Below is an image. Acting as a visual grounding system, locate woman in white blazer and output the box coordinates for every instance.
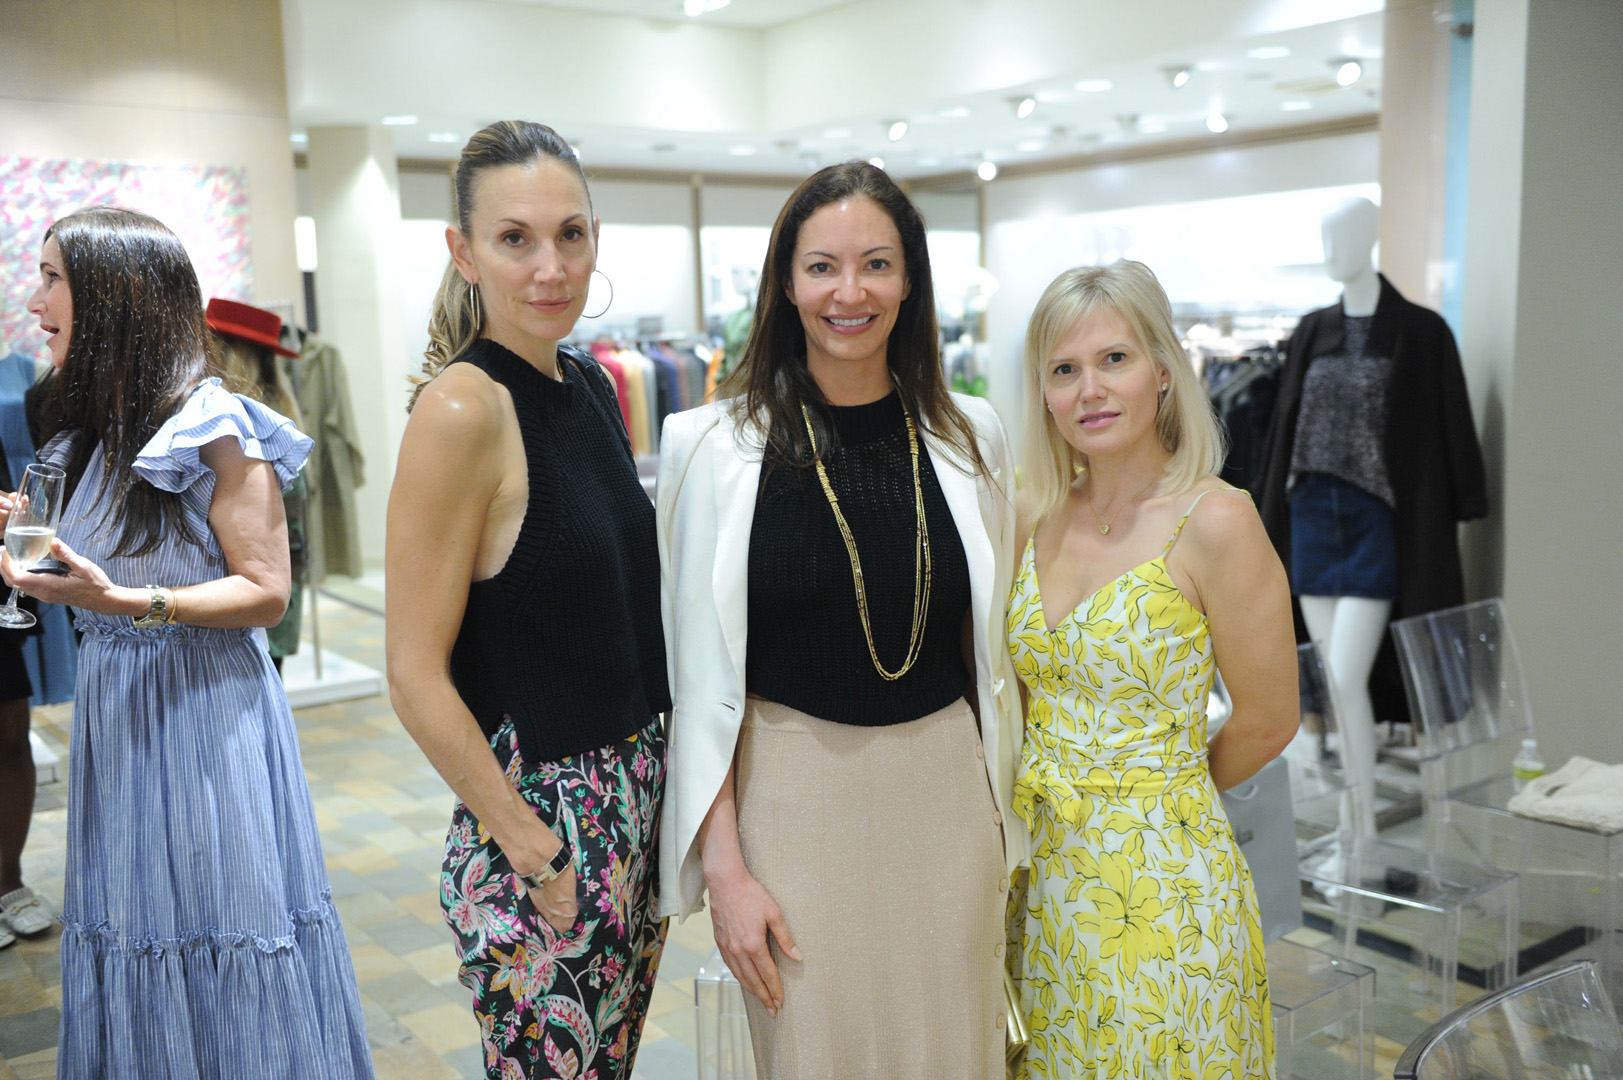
[656,162,1028,1080]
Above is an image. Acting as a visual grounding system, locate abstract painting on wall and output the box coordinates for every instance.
[0,156,253,361]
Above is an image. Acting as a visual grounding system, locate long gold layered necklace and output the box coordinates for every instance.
[800,401,932,681]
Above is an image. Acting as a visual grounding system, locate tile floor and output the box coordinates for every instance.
[0,593,708,1080]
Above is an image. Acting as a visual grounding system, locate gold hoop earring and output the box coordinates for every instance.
[469,282,483,329]
[582,269,614,319]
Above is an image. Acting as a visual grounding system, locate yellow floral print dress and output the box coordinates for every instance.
[1008,490,1274,1080]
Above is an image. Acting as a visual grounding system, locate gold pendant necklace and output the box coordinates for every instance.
[801,401,932,681]
[1085,472,1162,535]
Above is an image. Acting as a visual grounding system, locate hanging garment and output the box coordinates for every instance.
[1257,275,1487,726]
[292,335,366,581]
[0,352,78,704]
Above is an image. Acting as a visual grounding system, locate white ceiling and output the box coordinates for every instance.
[473,0,860,29]
[286,0,1384,180]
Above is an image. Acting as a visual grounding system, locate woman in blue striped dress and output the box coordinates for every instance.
[5,206,373,1079]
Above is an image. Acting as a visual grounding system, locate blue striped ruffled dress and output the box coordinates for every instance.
[43,380,374,1079]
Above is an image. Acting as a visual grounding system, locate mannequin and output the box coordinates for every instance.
[1256,201,1487,844]
[719,264,759,379]
[1299,198,1386,837]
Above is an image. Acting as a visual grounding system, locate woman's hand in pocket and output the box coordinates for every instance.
[528,863,578,933]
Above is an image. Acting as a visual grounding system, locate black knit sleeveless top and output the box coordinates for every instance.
[746,391,972,725]
[448,338,669,764]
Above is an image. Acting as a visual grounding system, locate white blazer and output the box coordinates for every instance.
[655,394,1030,920]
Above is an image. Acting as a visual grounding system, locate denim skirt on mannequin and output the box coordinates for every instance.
[1288,472,1399,599]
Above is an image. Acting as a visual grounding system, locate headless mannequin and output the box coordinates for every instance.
[1300,198,1386,838]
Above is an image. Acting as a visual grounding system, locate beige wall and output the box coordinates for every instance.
[0,0,300,322]
[1466,0,1623,769]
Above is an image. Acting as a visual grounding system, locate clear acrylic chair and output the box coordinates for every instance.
[1223,757,1376,1078]
[1287,642,1521,1019]
[1392,598,1623,1002]
[695,946,757,1080]
[1393,959,1622,1079]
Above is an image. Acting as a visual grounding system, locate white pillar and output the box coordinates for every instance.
[1377,0,1454,307]
[305,124,410,571]
[1461,0,1623,768]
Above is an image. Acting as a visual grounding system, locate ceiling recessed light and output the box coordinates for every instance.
[1336,60,1364,86]
[1075,79,1113,93]
[1247,46,1291,60]
[1015,96,1037,120]
[868,157,886,170]
[290,132,308,145]
[822,127,852,139]
[938,106,970,119]
[728,145,757,156]
[381,115,418,126]
[1165,66,1192,90]
[976,160,998,182]
[426,132,460,144]
[887,120,908,142]
[569,145,581,158]
[1281,100,1313,112]
[1206,112,1230,134]
[1017,139,1046,153]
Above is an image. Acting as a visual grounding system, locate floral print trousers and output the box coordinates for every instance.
[441,718,667,1080]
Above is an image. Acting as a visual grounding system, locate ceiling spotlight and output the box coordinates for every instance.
[289,132,308,145]
[728,145,757,156]
[1281,100,1313,112]
[1015,96,1037,120]
[1017,138,1046,153]
[426,132,460,144]
[1335,59,1363,86]
[887,120,908,142]
[1247,46,1291,60]
[1206,112,1230,134]
[977,160,998,181]
[868,157,886,170]
[569,144,581,158]
[938,105,970,119]
[1075,78,1113,93]
[381,115,418,126]
[1165,66,1192,89]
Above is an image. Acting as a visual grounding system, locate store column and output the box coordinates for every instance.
[1460,0,1623,767]
[1377,0,1453,308]
[304,125,409,570]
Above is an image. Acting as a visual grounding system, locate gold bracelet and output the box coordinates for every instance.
[163,588,179,625]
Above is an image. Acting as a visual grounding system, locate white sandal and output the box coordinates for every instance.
[0,886,53,937]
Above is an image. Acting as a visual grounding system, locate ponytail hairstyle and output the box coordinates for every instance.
[34,206,209,557]
[408,120,592,411]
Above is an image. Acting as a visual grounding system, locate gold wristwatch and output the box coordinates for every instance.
[132,585,174,630]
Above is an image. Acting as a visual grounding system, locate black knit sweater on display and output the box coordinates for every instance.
[746,391,971,726]
[448,338,669,765]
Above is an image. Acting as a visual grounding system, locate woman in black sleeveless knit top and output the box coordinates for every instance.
[385,121,668,1080]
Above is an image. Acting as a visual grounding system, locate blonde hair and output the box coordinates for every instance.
[407,120,591,411]
[1020,260,1224,521]
[210,333,302,429]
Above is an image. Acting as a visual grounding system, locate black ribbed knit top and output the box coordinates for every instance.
[448,338,669,764]
[746,392,971,726]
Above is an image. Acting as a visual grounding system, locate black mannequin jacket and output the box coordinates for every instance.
[1257,273,1488,725]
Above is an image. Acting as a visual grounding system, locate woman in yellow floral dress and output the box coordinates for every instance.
[1008,261,1299,1079]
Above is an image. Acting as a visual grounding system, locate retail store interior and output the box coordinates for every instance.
[3,0,1623,1077]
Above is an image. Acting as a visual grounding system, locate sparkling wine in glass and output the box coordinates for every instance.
[1,464,67,629]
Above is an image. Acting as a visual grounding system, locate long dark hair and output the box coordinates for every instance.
[408,120,593,411]
[35,206,209,556]
[719,161,986,475]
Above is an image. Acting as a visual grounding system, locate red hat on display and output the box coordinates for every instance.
[206,298,300,358]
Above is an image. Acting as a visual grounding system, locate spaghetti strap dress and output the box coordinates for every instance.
[1007,488,1274,1080]
[45,379,374,1080]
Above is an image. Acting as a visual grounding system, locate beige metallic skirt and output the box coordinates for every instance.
[735,696,1006,1080]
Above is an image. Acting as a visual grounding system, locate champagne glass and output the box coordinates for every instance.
[1,464,67,629]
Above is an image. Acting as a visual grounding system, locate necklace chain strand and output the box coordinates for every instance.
[1085,472,1162,535]
[801,402,932,681]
